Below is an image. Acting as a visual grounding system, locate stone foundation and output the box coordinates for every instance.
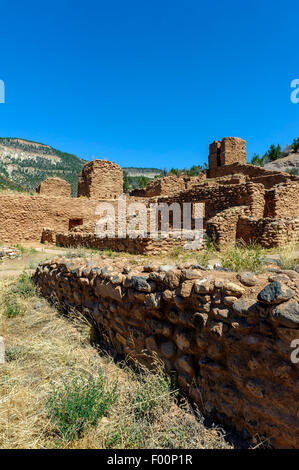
[47,229,206,254]
[34,258,299,448]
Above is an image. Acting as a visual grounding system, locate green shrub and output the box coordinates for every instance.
[3,302,21,318]
[47,374,117,441]
[106,425,144,449]
[291,137,299,153]
[10,272,36,298]
[220,243,265,272]
[12,244,37,255]
[5,345,26,361]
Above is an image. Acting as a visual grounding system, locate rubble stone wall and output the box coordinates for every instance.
[206,206,248,248]
[36,177,71,197]
[34,258,299,448]
[208,161,299,187]
[158,182,265,221]
[51,230,206,254]
[220,137,247,166]
[237,217,299,248]
[131,173,207,198]
[265,182,299,218]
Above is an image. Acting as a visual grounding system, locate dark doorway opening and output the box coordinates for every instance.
[69,218,83,230]
[217,148,221,167]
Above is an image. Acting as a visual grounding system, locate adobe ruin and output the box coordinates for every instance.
[0,138,298,448]
[36,176,71,197]
[77,159,123,199]
[208,136,247,177]
[0,138,297,251]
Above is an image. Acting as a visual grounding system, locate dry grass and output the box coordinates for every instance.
[0,273,233,449]
[272,243,299,270]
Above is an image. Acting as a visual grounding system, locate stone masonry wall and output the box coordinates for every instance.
[0,194,100,243]
[131,173,207,198]
[51,230,206,254]
[34,258,299,448]
[265,181,299,218]
[237,217,299,248]
[158,182,265,221]
[208,161,299,186]
[208,137,247,174]
[77,160,123,199]
[220,137,247,166]
[206,206,248,248]
[36,177,71,197]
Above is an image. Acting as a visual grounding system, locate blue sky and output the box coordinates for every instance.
[0,0,298,169]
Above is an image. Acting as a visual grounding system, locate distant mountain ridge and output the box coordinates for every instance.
[0,138,164,195]
[122,167,163,178]
[0,138,86,195]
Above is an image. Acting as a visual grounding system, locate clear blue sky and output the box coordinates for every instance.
[0,0,298,169]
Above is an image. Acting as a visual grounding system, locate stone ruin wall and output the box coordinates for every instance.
[0,142,298,249]
[202,181,299,249]
[38,177,299,252]
[206,206,248,248]
[42,229,206,255]
[34,257,299,448]
[208,137,247,175]
[158,181,266,222]
[208,162,299,188]
[78,160,123,199]
[0,158,125,244]
[265,181,299,219]
[237,217,299,248]
[35,177,71,198]
[0,194,101,243]
[131,173,207,198]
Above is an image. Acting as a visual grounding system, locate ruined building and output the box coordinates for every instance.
[0,138,297,251]
[36,177,71,198]
[2,138,298,449]
[208,136,247,176]
[77,159,123,199]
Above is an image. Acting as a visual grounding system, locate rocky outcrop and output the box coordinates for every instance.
[264,153,299,174]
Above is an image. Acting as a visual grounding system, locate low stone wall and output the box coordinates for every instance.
[208,161,299,185]
[207,212,299,250]
[50,230,206,254]
[34,258,299,448]
[131,174,207,198]
[237,217,299,248]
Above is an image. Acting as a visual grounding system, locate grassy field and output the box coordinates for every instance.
[0,272,233,449]
[0,240,298,279]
